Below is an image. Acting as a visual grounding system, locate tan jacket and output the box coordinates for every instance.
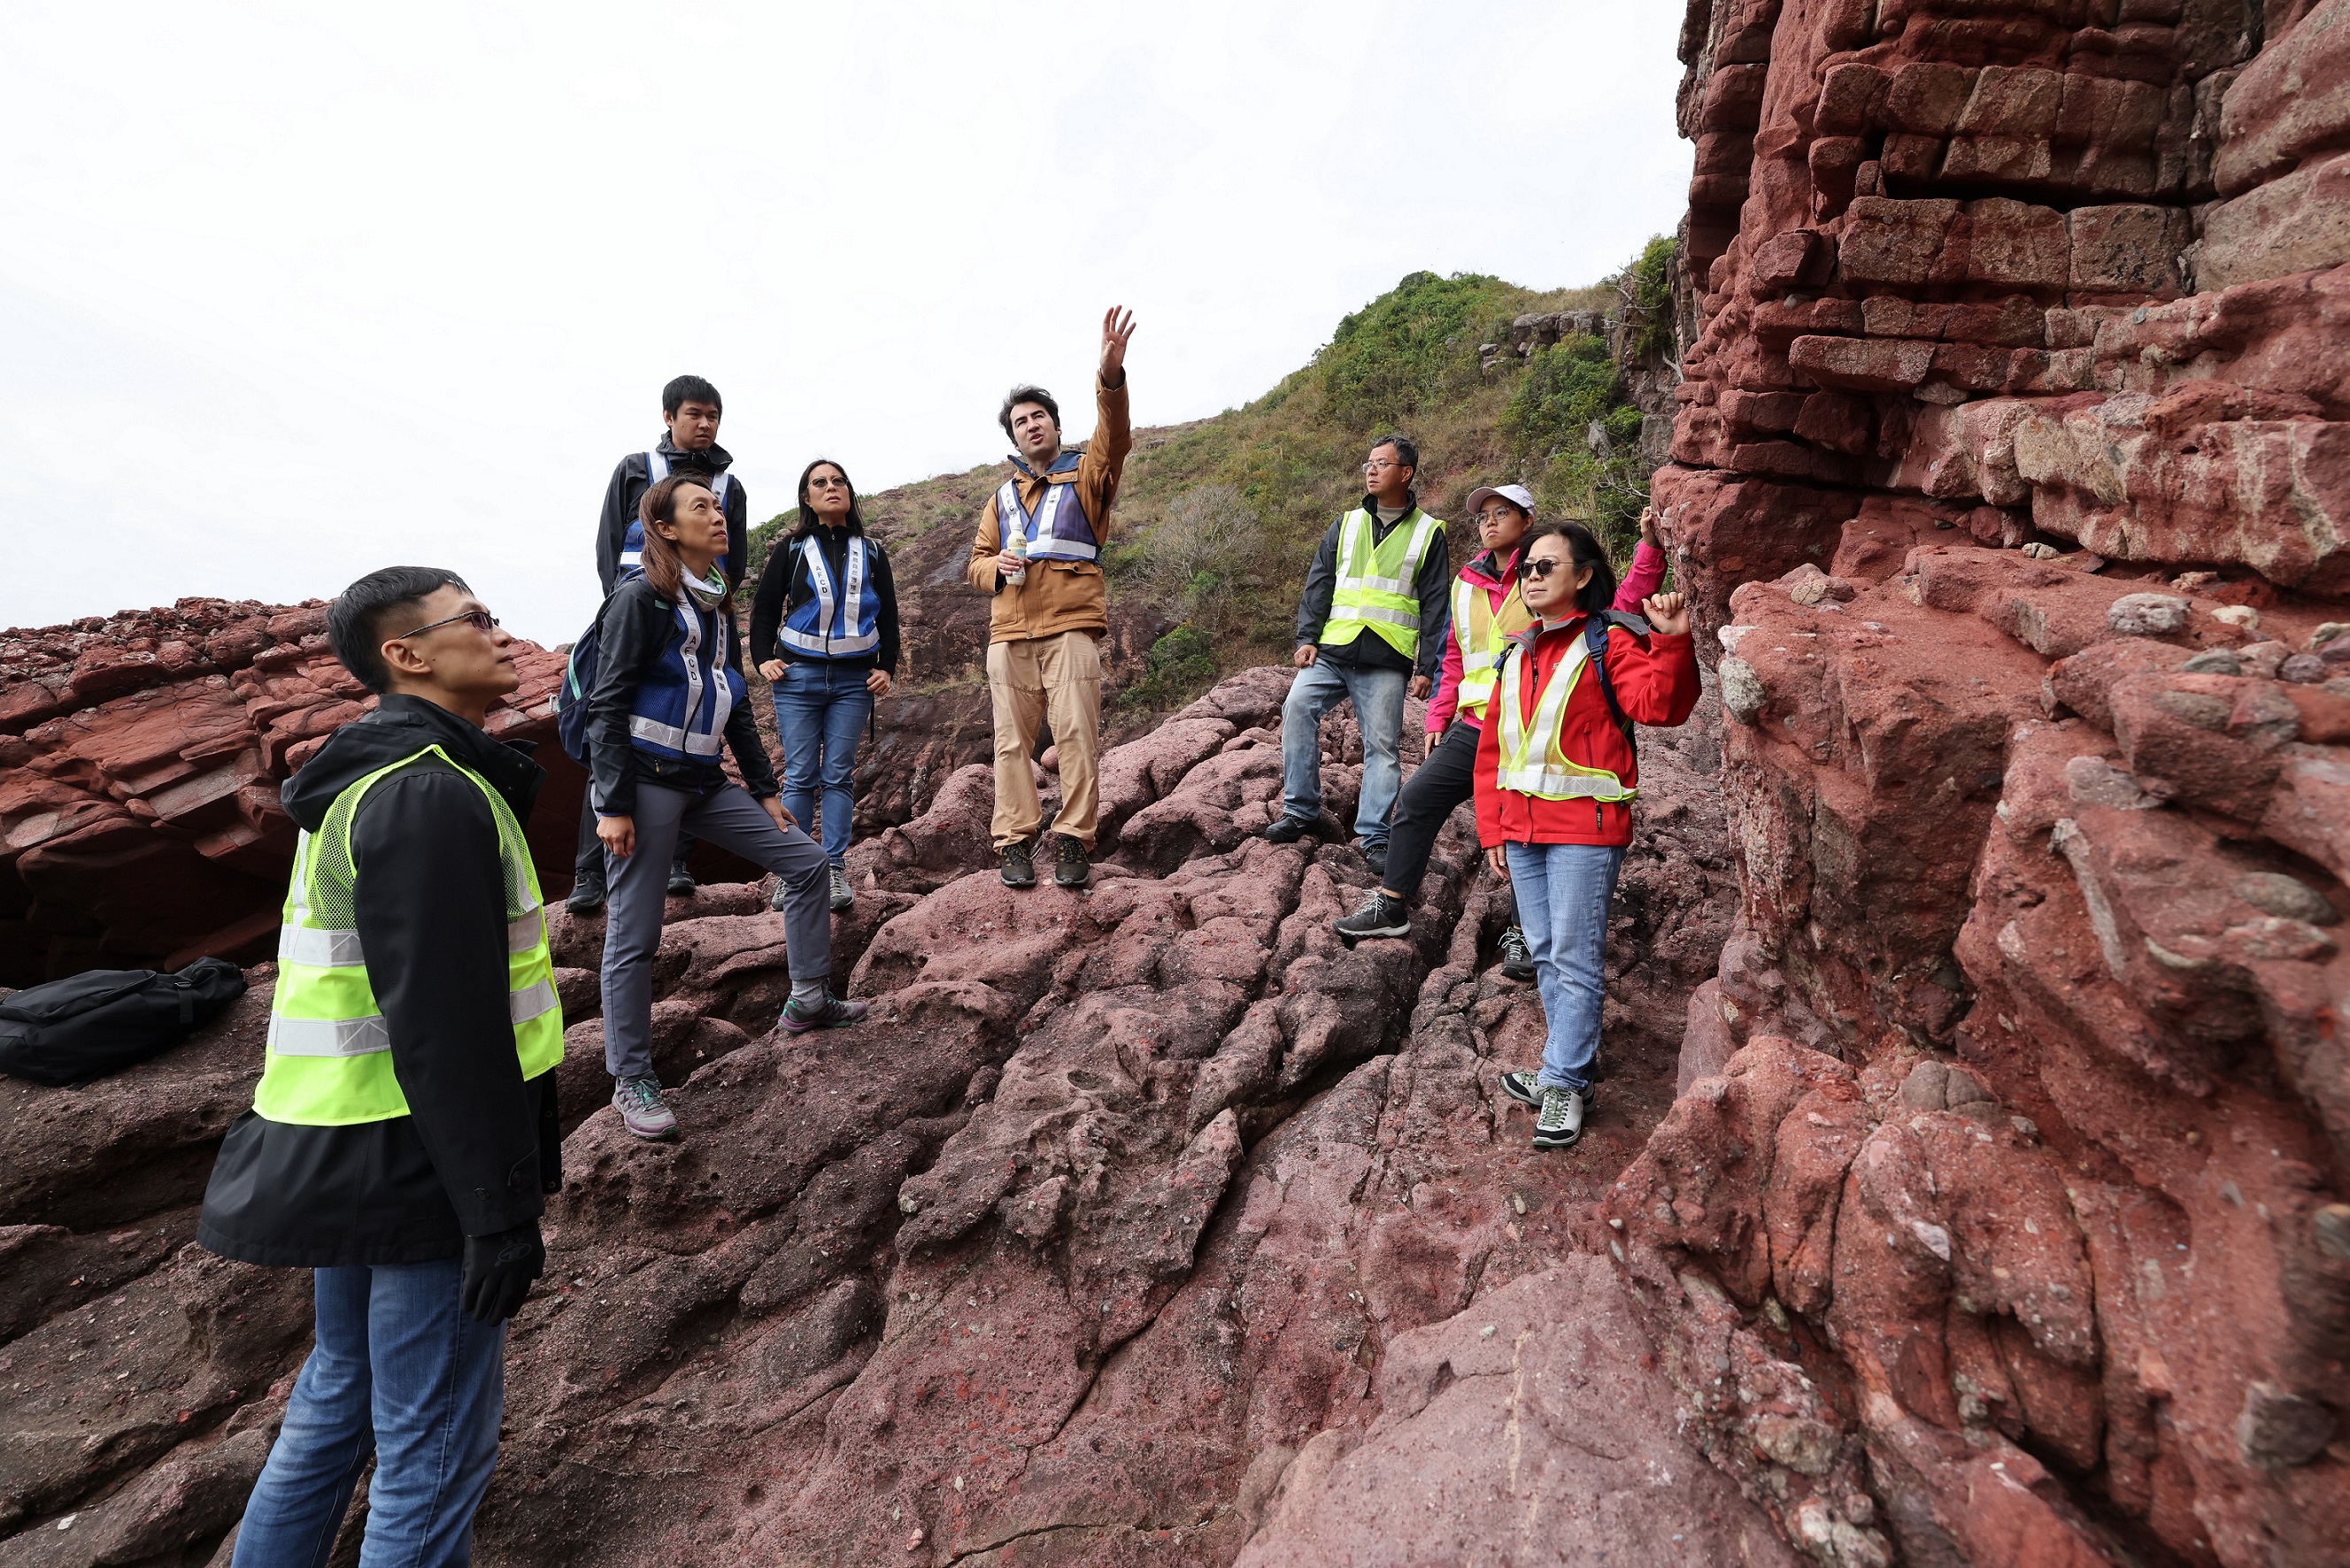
[967,373,1132,643]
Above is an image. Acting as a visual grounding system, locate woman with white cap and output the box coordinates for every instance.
[1333,488,1668,957]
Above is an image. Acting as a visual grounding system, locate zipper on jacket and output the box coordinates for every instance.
[1594,801,1603,834]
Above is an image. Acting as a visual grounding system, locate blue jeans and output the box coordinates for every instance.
[773,661,875,866]
[232,1259,505,1568]
[1506,841,1627,1095]
[1279,657,1407,848]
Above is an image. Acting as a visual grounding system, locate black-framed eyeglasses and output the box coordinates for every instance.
[1517,557,1568,581]
[397,609,499,640]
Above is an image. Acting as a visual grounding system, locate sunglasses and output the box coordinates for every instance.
[1516,556,1571,581]
[397,609,500,640]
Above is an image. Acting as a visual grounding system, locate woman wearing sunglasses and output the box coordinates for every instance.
[1336,490,1666,957]
[748,459,901,915]
[1475,520,1696,1152]
[586,473,867,1143]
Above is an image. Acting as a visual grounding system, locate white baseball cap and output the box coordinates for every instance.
[1464,483,1537,520]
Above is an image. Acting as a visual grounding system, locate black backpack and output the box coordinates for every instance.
[0,957,248,1088]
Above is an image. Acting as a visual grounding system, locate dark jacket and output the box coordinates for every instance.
[197,695,559,1269]
[596,437,751,596]
[586,574,780,818]
[748,523,902,673]
[1294,493,1453,679]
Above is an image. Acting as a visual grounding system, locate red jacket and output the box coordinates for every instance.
[1427,540,1668,734]
[1474,614,1699,848]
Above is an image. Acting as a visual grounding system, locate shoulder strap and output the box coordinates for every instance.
[1583,617,1637,748]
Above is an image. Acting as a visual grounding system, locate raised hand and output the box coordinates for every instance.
[1639,505,1665,550]
[1643,592,1691,637]
[1101,306,1137,380]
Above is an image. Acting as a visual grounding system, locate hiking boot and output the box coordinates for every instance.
[828,865,854,913]
[1499,925,1536,981]
[1532,1087,1589,1150]
[781,992,870,1033]
[1258,814,1314,845]
[666,864,697,898]
[565,879,606,917]
[613,1075,677,1141]
[999,838,1037,888]
[1053,834,1091,888]
[1335,890,1410,942]
[1361,842,1388,880]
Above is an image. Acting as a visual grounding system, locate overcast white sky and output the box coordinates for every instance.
[2,2,1690,643]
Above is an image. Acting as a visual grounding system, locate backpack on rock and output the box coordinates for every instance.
[0,957,247,1087]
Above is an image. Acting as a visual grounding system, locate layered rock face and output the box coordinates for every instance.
[1,669,1747,1567]
[1645,0,2350,1562]
[0,601,584,986]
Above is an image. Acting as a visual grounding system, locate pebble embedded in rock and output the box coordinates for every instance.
[2107,594,2192,638]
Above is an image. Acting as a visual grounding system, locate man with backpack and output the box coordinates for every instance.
[968,307,1136,891]
[567,374,748,914]
[201,566,559,1565]
[1260,434,1451,878]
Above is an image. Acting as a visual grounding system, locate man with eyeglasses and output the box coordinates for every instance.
[569,373,749,914]
[202,566,558,1566]
[1260,434,1452,878]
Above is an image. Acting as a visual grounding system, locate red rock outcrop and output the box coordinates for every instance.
[1630,1,2350,1563]
[0,600,586,986]
[0,668,1742,1566]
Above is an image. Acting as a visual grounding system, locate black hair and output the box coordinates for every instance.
[792,457,866,536]
[1370,433,1419,474]
[327,566,472,693]
[663,374,722,417]
[1521,520,1618,613]
[999,384,1061,444]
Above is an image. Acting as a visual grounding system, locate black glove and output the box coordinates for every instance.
[459,1219,545,1323]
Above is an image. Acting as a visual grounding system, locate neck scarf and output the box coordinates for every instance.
[681,563,728,611]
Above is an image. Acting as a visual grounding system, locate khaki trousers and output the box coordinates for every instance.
[987,630,1102,848]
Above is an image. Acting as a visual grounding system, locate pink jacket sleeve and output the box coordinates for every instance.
[1614,540,1667,611]
[1426,619,1466,734]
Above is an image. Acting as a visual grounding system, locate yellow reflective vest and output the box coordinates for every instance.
[256,745,563,1126]
[1450,568,1534,720]
[1494,632,1637,802]
[1319,507,1444,661]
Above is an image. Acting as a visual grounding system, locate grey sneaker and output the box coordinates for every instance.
[613,1075,678,1141]
[828,865,854,913]
[1499,925,1536,981]
[1499,1070,1542,1108]
[1335,890,1410,942]
[769,877,791,911]
[1532,1087,1588,1150]
[782,992,869,1033]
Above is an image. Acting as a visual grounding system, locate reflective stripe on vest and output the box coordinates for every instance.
[1493,634,1637,802]
[778,535,881,657]
[1320,509,1442,658]
[254,745,564,1126]
[996,463,1098,563]
[628,596,735,760]
[619,453,734,573]
[1451,570,1531,719]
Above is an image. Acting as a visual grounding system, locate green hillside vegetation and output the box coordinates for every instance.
[750,239,1674,711]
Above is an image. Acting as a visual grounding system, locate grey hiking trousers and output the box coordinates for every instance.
[598,780,830,1081]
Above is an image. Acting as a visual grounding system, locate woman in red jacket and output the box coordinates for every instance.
[1475,520,1699,1150]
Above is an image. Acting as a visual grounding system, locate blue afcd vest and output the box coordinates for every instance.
[779,533,881,658]
[619,452,735,575]
[628,590,742,762]
[996,453,1098,563]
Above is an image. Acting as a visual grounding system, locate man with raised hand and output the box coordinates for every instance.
[202,566,559,1566]
[570,373,748,912]
[968,307,1136,891]
[1260,434,1452,879]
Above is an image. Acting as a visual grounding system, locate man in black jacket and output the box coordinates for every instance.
[569,373,749,911]
[202,566,557,1567]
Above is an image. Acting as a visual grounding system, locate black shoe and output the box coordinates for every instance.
[1335,890,1410,942]
[1259,815,1314,844]
[1053,834,1090,888]
[999,839,1037,888]
[1499,925,1536,981]
[1361,842,1388,880]
[565,880,606,917]
[666,865,697,897]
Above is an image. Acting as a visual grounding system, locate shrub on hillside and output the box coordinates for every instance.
[1121,483,1256,636]
[1319,271,1524,430]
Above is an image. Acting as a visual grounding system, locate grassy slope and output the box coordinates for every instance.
[750,251,1668,711]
